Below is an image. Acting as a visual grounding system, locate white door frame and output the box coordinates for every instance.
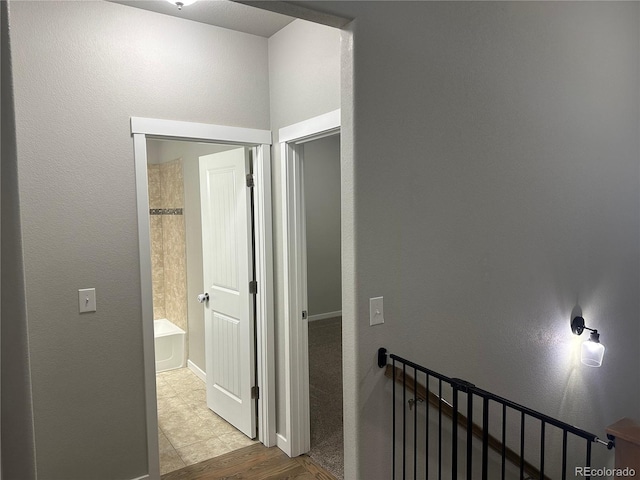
[131,117,276,478]
[279,109,341,457]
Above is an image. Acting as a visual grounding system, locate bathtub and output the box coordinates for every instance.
[154,318,185,373]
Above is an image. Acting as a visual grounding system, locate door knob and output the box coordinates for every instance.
[197,293,209,303]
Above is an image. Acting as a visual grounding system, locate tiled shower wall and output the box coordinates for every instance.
[148,164,165,319]
[148,160,188,346]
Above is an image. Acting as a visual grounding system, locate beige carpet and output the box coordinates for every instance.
[308,316,344,479]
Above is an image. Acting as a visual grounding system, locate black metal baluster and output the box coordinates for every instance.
[539,421,545,479]
[414,368,418,480]
[466,391,473,480]
[520,412,525,480]
[426,374,429,480]
[586,439,592,480]
[501,404,506,480]
[438,380,442,480]
[393,358,396,480]
[403,363,407,480]
[482,398,489,480]
[452,385,458,480]
[561,430,567,480]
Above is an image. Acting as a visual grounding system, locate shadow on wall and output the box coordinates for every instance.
[1,0,37,475]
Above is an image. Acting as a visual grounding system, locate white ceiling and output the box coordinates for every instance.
[109,0,295,38]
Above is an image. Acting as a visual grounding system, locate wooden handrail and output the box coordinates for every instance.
[385,364,551,480]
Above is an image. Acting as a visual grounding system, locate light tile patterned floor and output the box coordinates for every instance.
[156,367,257,475]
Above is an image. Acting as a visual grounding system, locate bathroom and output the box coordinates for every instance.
[146,138,254,475]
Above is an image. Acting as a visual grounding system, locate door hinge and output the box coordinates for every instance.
[246,174,255,188]
[249,280,258,294]
[251,386,260,399]
[302,310,308,320]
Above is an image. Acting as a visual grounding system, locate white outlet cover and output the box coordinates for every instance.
[78,288,97,313]
[370,296,384,326]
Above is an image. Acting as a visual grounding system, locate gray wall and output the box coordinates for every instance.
[8,2,637,480]
[7,2,269,478]
[303,134,342,317]
[1,1,36,477]
[267,18,341,440]
[296,2,640,478]
[149,139,237,373]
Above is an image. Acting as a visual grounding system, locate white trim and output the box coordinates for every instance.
[278,109,340,144]
[253,145,277,447]
[280,111,341,458]
[281,141,309,457]
[308,311,342,322]
[276,432,289,453]
[132,118,276,473]
[131,117,271,145]
[133,133,160,480]
[129,476,150,480]
[187,360,206,384]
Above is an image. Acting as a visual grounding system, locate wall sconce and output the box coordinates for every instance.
[165,0,197,10]
[571,316,605,367]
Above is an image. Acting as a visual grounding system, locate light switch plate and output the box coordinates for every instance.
[370,296,384,326]
[78,288,96,313]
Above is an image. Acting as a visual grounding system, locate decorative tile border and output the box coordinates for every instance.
[150,208,183,216]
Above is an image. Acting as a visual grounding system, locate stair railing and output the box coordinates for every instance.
[378,348,613,480]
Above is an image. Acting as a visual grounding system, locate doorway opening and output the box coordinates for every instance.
[146,138,262,474]
[279,110,342,479]
[132,118,275,479]
[302,134,343,479]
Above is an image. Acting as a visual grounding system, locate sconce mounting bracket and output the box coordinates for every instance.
[571,316,586,335]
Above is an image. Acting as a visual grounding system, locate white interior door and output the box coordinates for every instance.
[199,148,256,439]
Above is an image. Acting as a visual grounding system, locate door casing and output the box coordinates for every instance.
[279,109,341,457]
[131,117,275,478]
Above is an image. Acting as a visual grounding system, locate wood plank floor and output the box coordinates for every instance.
[161,443,338,480]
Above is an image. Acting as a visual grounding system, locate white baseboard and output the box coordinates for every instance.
[276,433,291,457]
[308,310,342,322]
[129,475,150,480]
[187,359,206,384]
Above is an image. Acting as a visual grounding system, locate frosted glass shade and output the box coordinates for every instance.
[581,339,605,367]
